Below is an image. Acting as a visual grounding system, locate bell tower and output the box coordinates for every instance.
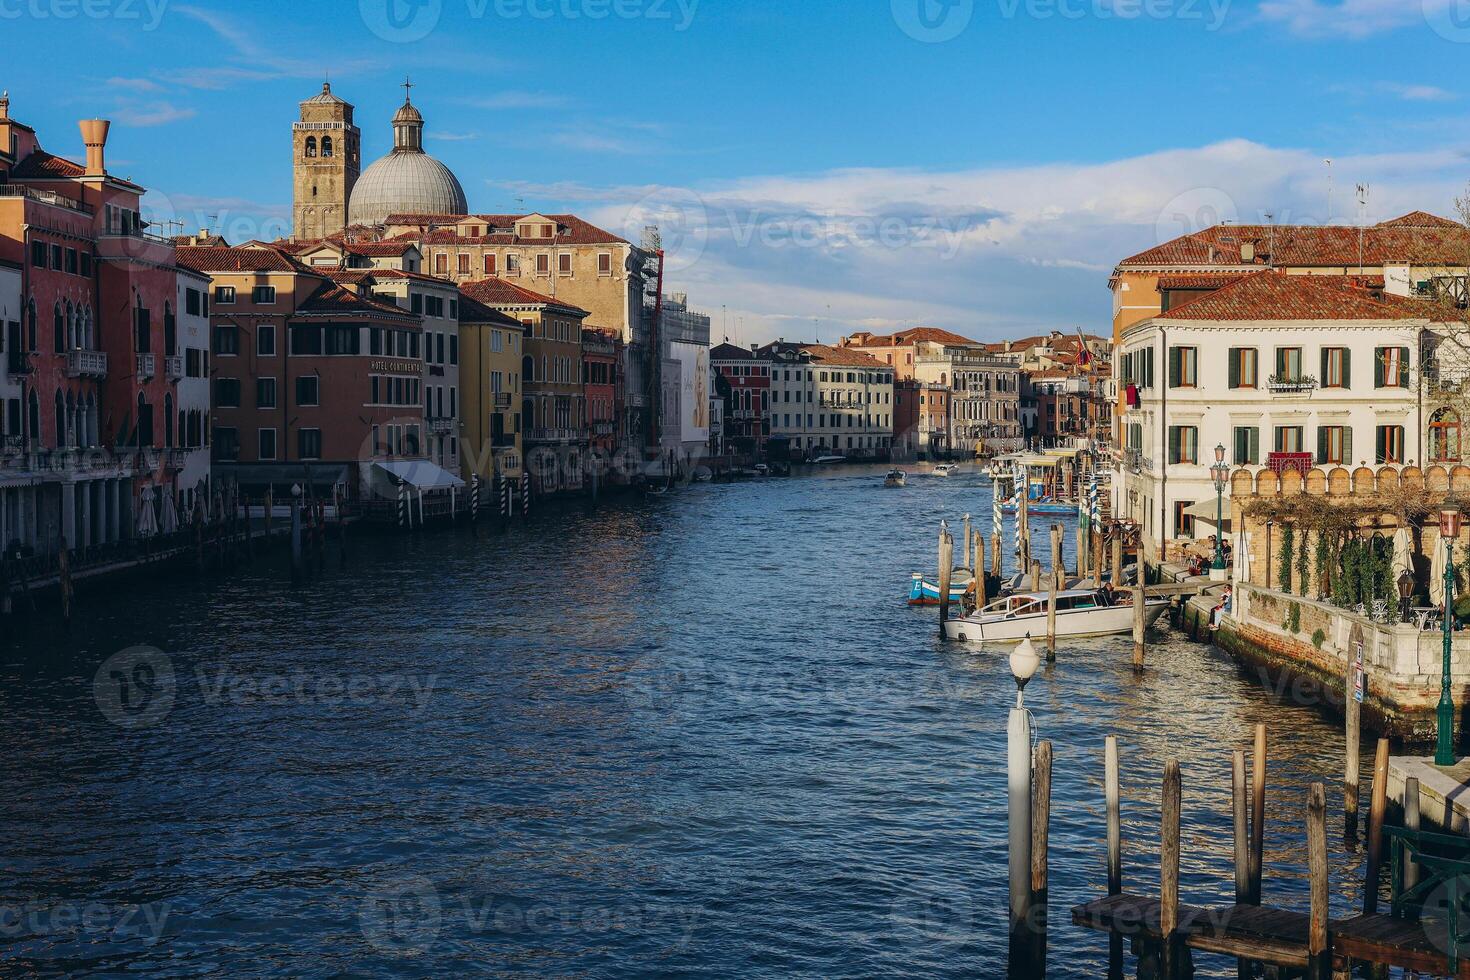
[292,82,360,241]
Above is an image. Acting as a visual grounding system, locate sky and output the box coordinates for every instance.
[5,0,1470,344]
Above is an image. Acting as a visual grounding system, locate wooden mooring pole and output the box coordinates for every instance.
[1031,740,1052,973]
[1111,535,1123,586]
[1364,737,1389,914]
[57,535,72,624]
[1105,735,1122,980]
[1160,759,1183,980]
[1403,775,1421,892]
[938,528,953,639]
[1232,748,1250,980]
[1306,782,1329,980]
[1132,584,1145,671]
[1249,723,1267,905]
[976,535,989,611]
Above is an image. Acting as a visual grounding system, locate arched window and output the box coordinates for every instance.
[178,409,186,449]
[304,136,317,158]
[53,303,63,353]
[164,394,174,447]
[53,390,64,448]
[522,354,534,383]
[65,391,76,448]
[1431,407,1461,462]
[66,300,75,350]
[137,392,153,448]
[27,390,39,441]
[321,135,333,157]
[26,298,36,351]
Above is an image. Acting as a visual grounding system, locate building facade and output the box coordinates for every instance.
[583,328,620,457]
[762,342,895,460]
[461,277,588,495]
[893,379,950,459]
[457,294,525,486]
[1116,271,1438,561]
[292,83,361,242]
[710,343,770,455]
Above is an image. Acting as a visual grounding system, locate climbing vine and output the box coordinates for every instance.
[1297,527,1311,597]
[1315,532,1333,600]
[1279,524,1295,593]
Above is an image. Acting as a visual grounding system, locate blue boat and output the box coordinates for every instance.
[907,572,972,606]
[1001,501,1078,516]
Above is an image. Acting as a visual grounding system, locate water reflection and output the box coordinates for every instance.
[0,465,1379,976]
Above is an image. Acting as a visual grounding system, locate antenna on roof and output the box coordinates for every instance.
[1264,212,1275,268]
[1324,159,1333,224]
[1356,183,1370,274]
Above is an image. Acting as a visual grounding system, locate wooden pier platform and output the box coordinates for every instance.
[1074,895,1470,976]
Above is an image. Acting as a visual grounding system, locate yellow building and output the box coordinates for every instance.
[457,294,526,485]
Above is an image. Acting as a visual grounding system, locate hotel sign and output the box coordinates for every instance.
[370,359,420,374]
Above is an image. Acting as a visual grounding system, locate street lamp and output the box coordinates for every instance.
[1008,634,1040,972]
[1210,444,1230,582]
[1438,507,1462,767]
[1398,568,1415,625]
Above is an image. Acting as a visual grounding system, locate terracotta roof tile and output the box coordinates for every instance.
[460,276,590,316]
[10,150,86,179]
[386,212,629,246]
[457,294,525,328]
[1158,271,1444,321]
[175,245,307,274]
[297,282,418,319]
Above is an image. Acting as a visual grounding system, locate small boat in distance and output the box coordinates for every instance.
[942,588,1168,643]
[1001,499,1078,516]
[812,455,846,465]
[908,571,972,606]
[884,469,907,488]
[932,464,960,477]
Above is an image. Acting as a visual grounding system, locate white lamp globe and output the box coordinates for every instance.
[1010,634,1041,689]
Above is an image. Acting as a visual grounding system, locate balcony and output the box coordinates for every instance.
[1124,448,1154,474]
[1267,452,1313,477]
[6,351,33,376]
[164,354,184,381]
[65,349,108,380]
[2,434,22,458]
[428,417,453,435]
[0,184,94,215]
[493,393,513,410]
[1267,374,1317,394]
[136,353,156,380]
[525,427,582,444]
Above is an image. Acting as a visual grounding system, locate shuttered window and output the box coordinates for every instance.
[1273,426,1305,453]
[1168,346,1198,388]
[1167,425,1198,464]
[1233,425,1260,465]
[1321,347,1350,388]
[1317,425,1352,465]
[1374,347,1411,388]
[1376,425,1405,463]
[1274,347,1303,380]
[1228,348,1257,389]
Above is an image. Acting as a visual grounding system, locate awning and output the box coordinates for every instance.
[1183,499,1228,520]
[218,462,351,488]
[373,459,465,491]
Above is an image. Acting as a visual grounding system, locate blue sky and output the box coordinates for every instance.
[5,0,1470,343]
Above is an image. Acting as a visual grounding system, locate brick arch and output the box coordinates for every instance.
[1427,465,1451,493]
[1305,468,1327,494]
[1401,465,1425,493]
[1282,469,1304,495]
[1231,470,1255,496]
[1327,466,1352,495]
[1376,467,1401,494]
[1255,470,1282,496]
[1452,465,1470,493]
[1353,467,1377,495]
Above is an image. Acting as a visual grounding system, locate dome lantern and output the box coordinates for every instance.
[347,80,467,226]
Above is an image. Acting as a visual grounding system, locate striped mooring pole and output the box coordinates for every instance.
[1011,462,1024,556]
[470,474,480,521]
[397,481,408,529]
[521,471,531,516]
[500,476,510,517]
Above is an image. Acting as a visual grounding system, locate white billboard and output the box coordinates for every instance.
[671,341,710,444]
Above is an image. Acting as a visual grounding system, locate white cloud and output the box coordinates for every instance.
[110,101,197,127]
[490,138,1470,345]
[1384,82,1458,101]
[1258,0,1457,37]
[461,91,570,110]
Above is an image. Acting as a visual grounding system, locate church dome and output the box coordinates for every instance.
[347,90,467,226]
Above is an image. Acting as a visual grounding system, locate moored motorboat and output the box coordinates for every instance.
[1001,499,1078,516]
[812,455,846,465]
[884,469,907,487]
[932,464,960,477]
[941,588,1168,642]
[908,571,972,606]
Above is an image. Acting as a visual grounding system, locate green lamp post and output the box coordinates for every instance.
[1437,506,1462,767]
[1211,444,1229,579]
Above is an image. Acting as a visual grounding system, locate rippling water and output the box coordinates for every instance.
[0,464,1382,977]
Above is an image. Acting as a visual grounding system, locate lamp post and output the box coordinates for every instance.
[1398,568,1415,626]
[1438,508,1462,766]
[1008,635,1041,973]
[1210,444,1230,582]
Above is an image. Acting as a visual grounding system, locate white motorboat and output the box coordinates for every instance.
[932,464,960,477]
[884,468,907,488]
[812,455,845,465]
[942,588,1169,643]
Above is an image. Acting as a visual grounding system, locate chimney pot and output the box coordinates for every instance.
[78,118,110,176]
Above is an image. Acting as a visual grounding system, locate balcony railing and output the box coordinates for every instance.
[525,427,582,443]
[1,434,23,457]
[136,353,156,380]
[1267,374,1318,394]
[0,184,94,214]
[1124,448,1154,473]
[164,354,184,380]
[65,349,108,379]
[6,351,33,376]
[492,393,513,410]
[1267,452,1313,476]
[428,418,453,435]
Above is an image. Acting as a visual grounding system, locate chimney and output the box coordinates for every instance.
[0,91,9,122]
[1240,242,1255,263]
[79,118,110,176]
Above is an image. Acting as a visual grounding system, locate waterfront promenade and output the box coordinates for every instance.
[0,465,1387,977]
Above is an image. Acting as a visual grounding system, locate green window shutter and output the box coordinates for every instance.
[1276,348,1286,377]
[1228,350,1240,389]
[1375,426,1386,463]
[1249,427,1260,464]
[1399,347,1411,388]
[1317,426,1328,465]
[1168,347,1180,388]
[1342,426,1353,465]
[1341,348,1351,389]
[1320,348,1329,385]
[1168,426,1180,464]
[1374,348,1384,388]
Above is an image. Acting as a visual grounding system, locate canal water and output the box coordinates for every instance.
[0,464,1382,977]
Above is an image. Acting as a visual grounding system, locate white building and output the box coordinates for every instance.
[1116,271,1442,561]
[659,292,711,462]
[762,342,895,460]
[173,269,213,512]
